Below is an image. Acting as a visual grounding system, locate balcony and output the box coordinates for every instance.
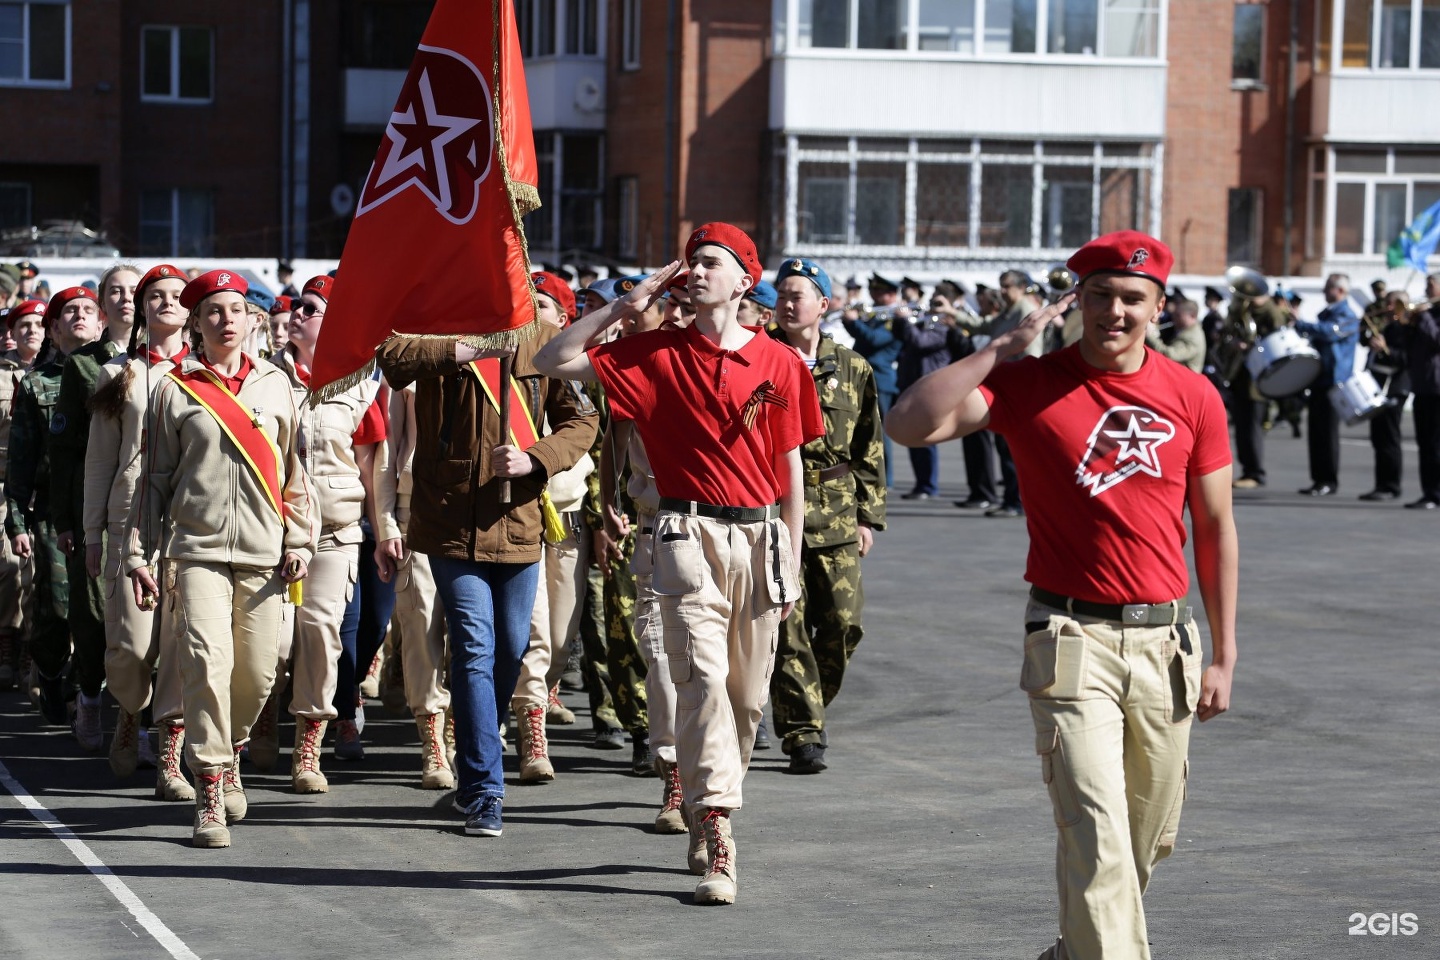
[343,62,606,132]
[1310,72,1440,144]
[770,54,1167,140]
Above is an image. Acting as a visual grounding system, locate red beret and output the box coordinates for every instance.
[270,294,293,316]
[302,275,334,302]
[43,286,99,326]
[180,269,249,310]
[134,264,185,307]
[531,271,575,321]
[1066,231,1173,289]
[685,222,762,286]
[6,298,46,325]
[666,271,690,294]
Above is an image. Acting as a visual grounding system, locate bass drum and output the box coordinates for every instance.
[1244,328,1321,398]
[1329,370,1391,426]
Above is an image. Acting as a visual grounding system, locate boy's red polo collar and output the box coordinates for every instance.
[681,321,768,366]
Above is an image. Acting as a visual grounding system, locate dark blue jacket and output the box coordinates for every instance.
[895,318,955,391]
[1295,299,1360,387]
[844,314,901,396]
[1408,309,1440,396]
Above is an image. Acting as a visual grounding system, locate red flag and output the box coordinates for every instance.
[310,0,541,398]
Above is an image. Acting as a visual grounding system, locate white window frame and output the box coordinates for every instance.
[783,134,1162,257]
[139,24,214,104]
[621,0,641,70]
[777,0,1167,62]
[1326,0,1440,72]
[139,187,214,258]
[1317,145,1440,257]
[0,0,71,89]
[1231,1,1267,89]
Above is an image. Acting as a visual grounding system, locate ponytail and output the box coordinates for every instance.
[89,319,145,419]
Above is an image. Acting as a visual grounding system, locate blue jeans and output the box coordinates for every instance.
[428,555,540,806]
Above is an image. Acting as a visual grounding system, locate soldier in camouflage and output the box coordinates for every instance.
[0,299,46,694]
[769,258,886,774]
[5,288,105,726]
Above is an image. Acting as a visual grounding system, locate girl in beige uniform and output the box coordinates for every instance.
[127,269,316,848]
[86,264,192,799]
[272,275,383,791]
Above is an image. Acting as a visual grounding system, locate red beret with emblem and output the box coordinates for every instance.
[666,270,690,294]
[134,264,185,308]
[43,286,99,326]
[685,222,762,286]
[6,298,46,325]
[180,269,249,310]
[1066,231,1174,289]
[302,275,334,302]
[270,294,293,316]
[531,271,576,322]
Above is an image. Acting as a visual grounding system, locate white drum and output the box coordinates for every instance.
[1329,370,1391,425]
[1244,328,1322,398]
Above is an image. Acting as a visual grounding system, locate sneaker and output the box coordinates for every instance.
[753,718,771,751]
[899,490,931,500]
[953,497,994,510]
[108,710,141,777]
[591,724,626,750]
[333,718,365,761]
[73,693,103,752]
[464,796,503,837]
[693,808,738,905]
[631,735,656,777]
[788,742,828,775]
[985,505,1024,518]
[546,685,575,725]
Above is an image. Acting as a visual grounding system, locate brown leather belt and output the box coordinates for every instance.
[805,462,853,486]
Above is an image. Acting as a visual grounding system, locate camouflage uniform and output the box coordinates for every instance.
[4,351,71,684]
[49,338,121,698]
[769,334,886,752]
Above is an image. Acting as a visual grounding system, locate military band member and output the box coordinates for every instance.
[1407,275,1440,510]
[1145,299,1206,373]
[844,274,903,488]
[1293,274,1360,496]
[1358,292,1410,501]
[769,257,885,774]
[1222,290,1286,488]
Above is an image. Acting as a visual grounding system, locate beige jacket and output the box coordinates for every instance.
[126,356,317,572]
[375,382,415,542]
[274,349,380,542]
[83,354,182,543]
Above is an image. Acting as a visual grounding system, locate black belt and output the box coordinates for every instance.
[1029,587,1192,626]
[658,497,780,523]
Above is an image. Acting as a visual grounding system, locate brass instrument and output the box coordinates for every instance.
[1046,265,1077,301]
[1216,266,1268,385]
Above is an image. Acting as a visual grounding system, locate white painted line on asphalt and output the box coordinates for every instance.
[0,758,201,960]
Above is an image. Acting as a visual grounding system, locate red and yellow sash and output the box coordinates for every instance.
[168,368,286,521]
[468,359,567,543]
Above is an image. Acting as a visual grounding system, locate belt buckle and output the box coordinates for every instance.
[720,506,742,521]
[1121,604,1150,625]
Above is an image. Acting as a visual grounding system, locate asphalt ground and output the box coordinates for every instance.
[1,418,1436,960]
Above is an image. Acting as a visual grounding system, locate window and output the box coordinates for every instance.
[141,26,212,103]
[786,136,1157,254]
[524,132,604,254]
[617,176,638,258]
[1048,0,1097,54]
[1227,188,1263,266]
[342,2,431,69]
[621,0,640,69]
[516,0,555,58]
[914,0,976,52]
[139,189,214,257]
[1103,0,1160,57]
[985,0,1038,53]
[1326,0,1440,69]
[1232,4,1264,83]
[0,182,30,228]
[1315,147,1440,256]
[565,0,597,55]
[0,1,68,85]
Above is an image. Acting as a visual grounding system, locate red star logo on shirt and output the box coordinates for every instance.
[1076,405,1176,496]
[356,45,494,225]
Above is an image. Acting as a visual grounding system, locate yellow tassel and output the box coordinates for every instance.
[540,490,567,545]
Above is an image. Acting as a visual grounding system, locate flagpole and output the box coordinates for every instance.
[499,354,512,504]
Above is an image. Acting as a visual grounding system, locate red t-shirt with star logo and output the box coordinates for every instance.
[978,345,1231,604]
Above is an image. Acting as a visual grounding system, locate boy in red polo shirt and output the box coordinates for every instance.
[887,232,1238,960]
[536,223,823,906]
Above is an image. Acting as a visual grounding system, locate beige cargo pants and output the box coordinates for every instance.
[1021,599,1202,960]
[103,523,183,720]
[652,512,797,812]
[629,511,675,764]
[288,531,357,721]
[391,506,449,716]
[514,514,589,708]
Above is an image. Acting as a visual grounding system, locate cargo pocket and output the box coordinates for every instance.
[1036,727,1082,828]
[1169,624,1202,723]
[762,520,800,605]
[630,528,654,578]
[651,524,706,597]
[1155,759,1188,863]
[1020,616,1090,700]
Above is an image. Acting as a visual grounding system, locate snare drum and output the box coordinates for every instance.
[1244,328,1322,398]
[1329,370,1391,425]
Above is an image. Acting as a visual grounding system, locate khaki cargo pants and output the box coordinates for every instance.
[1021,599,1202,960]
[288,531,358,721]
[652,512,798,812]
[103,523,183,721]
[515,513,589,708]
[390,506,449,716]
[630,511,674,764]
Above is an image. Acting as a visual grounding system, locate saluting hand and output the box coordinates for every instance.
[610,261,684,326]
[992,292,1077,360]
[492,445,537,479]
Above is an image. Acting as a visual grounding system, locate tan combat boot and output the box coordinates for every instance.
[443,708,457,770]
[546,685,575,725]
[223,743,247,822]
[155,720,195,801]
[513,701,554,783]
[291,718,329,793]
[359,649,383,699]
[108,709,141,778]
[654,758,686,834]
[248,690,280,772]
[686,806,709,876]
[416,712,456,790]
[192,773,230,848]
[693,808,738,905]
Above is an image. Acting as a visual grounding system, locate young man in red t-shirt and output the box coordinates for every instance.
[888,231,1237,960]
[536,223,823,906]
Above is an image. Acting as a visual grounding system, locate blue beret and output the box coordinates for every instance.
[583,278,622,305]
[245,287,277,313]
[745,280,778,310]
[776,257,832,299]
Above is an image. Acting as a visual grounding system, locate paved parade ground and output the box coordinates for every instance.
[1,422,1435,960]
